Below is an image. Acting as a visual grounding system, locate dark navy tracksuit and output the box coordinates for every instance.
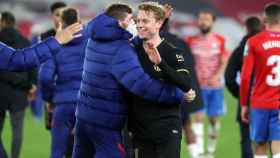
[39,33,87,158]
[225,34,255,158]
[73,14,184,158]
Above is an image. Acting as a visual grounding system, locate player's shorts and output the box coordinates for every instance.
[194,88,225,117]
[249,108,280,142]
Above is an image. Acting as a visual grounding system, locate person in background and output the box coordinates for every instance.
[186,9,229,157]
[0,14,81,158]
[240,3,280,158]
[40,1,67,41]
[0,11,36,158]
[39,8,86,158]
[31,1,67,125]
[225,16,262,158]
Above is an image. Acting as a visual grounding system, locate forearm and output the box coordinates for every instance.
[213,57,228,78]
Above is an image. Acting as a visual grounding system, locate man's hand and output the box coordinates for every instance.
[27,84,37,102]
[241,106,249,123]
[184,89,196,102]
[46,102,54,112]
[45,102,54,130]
[163,4,173,19]
[143,42,162,65]
[55,22,82,44]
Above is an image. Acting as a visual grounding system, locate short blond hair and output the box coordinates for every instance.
[138,2,165,21]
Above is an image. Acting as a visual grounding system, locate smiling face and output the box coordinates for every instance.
[136,10,163,41]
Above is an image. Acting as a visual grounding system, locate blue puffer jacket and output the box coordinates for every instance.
[0,37,60,71]
[76,14,184,130]
[39,31,87,106]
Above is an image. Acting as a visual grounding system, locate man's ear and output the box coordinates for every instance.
[78,19,82,24]
[263,17,267,25]
[157,20,164,29]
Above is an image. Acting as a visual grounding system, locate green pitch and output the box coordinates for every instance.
[3,91,240,158]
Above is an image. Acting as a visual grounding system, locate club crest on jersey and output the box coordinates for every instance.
[154,65,161,72]
[243,43,249,56]
[176,54,184,62]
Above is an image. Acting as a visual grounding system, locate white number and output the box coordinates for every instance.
[266,55,280,86]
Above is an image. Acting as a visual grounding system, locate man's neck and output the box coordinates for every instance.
[201,31,212,37]
[144,34,162,47]
[266,24,280,32]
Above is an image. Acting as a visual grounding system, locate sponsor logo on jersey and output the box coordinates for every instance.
[154,65,161,72]
[176,54,184,62]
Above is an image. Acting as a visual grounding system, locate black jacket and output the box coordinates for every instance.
[161,31,203,114]
[40,28,56,41]
[129,38,192,142]
[225,33,256,121]
[0,27,33,112]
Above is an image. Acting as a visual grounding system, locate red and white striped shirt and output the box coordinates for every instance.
[186,33,227,88]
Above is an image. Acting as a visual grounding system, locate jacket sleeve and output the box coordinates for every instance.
[240,41,254,106]
[225,46,243,98]
[0,71,28,86]
[111,44,184,104]
[182,44,204,111]
[38,58,56,102]
[0,37,60,71]
[157,52,191,92]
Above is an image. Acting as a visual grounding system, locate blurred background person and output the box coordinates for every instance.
[240,3,280,158]
[186,9,229,157]
[39,1,67,41]
[39,7,85,158]
[0,11,35,158]
[225,16,262,158]
[31,1,67,123]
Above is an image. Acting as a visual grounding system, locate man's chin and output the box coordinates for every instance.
[138,35,147,41]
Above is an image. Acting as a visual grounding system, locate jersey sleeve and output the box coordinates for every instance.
[185,36,192,46]
[240,40,255,106]
[218,35,229,58]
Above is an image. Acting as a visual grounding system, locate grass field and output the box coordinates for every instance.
[3,91,241,158]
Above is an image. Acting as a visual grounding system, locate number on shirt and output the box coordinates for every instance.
[266,55,280,86]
